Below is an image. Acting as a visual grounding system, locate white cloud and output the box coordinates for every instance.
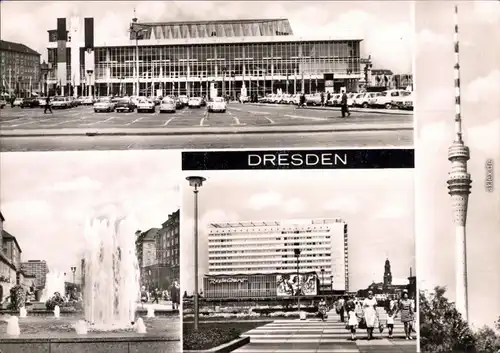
[467,119,500,154]
[3,200,52,220]
[246,191,283,210]
[374,202,410,219]
[463,70,500,104]
[474,1,500,25]
[416,29,448,49]
[418,121,449,143]
[284,198,306,214]
[46,176,102,192]
[324,197,359,214]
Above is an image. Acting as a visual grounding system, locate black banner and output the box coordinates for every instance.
[182,149,414,170]
[84,18,94,49]
[57,18,66,41]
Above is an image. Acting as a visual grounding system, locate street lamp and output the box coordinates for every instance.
[222,66,227,100]
[294,243,301,313]
[186,176,206,331]
[330,275,333,292]
[130,13,146,97]
[321,268,325,297]
[71,266,77,284]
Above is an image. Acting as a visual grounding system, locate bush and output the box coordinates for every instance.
[419,286,476,352]
[474,326,500,353]
[183,327,240,350]
[7,285,26,310]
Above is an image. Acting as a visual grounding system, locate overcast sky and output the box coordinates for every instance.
[414,1,500,328]
[0,1,412,73]
[0,150,181,280]
[180,169,415,295]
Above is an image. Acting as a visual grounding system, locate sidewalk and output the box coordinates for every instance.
[246,103,413,116]
[0,121,413,138]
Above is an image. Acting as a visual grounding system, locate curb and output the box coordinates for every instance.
[0,125,413,138]
[245,103,413,115]
[184,336,250,353]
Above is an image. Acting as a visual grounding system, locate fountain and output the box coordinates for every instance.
[82,214,140,331]
[42,270,66,302]
[134,318,147,334]
[146,307,155,318]
[73,320,88,335]
[19,307,27,318]
[54,305,60,318]
[6,316,21,336]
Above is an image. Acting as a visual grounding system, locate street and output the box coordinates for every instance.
[0,103,413,151]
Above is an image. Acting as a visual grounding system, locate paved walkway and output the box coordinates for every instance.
[233,309,416,353]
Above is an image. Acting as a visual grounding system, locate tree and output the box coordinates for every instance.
[419,286,476,352]
[474,326,500,353]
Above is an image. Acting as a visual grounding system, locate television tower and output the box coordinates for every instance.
[447,5,472,322]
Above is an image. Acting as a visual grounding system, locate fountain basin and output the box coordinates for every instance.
[0,316,180,353]
[0,308,178,318]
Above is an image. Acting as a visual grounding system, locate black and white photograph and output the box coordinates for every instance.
[1,1,412,152]
[0,151,181,353]
[180,167,416,353]
[415,2,500,353]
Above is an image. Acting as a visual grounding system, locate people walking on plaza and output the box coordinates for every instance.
[320,92,325,107]
[44,95,53,114]
[297,92,306,108]
[336,296,346,322]
[385,299,397,338]
[140,286,149,308]
[341,90,350,118]
[318,298,327,321]
[397,290,414,340]
[362,291,378,340]
[152,288,160,304]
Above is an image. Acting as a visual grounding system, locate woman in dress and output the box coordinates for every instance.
[385,299,397,338]
[362,291,378,340]
[318,298,327,321]
[397,290,414,340]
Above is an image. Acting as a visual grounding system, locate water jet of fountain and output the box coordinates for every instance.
[135,318,147,334]
[54,305,60,318]
[6,316,20,336]
[19,307,27,318]
[41,270,66,302]
[83,214,140,331]
[146,306,155,318]
[74,320,88,334]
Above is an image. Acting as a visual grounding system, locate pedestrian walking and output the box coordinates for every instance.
[318,298,327,321]
[140,286,148,308]
[341,90,350,118]
[326,91,331,106]
[44,95,53,114]
[152,288,159,304]
[297,92,306,108]
[345,296,360,340]
[362,291,378,340]
[320,92,325,107]
[397,290,414,340]
[170,280,180,310]
[386,299,397,338]
[337,296,345,322]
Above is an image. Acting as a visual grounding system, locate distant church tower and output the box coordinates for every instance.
[383,258,393,287]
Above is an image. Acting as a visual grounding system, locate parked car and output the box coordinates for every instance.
[81,96,95,105]
[239,95,249,103]
[136,98,155,113]
[174,97,183,109]
[94,97,115,112]
[391,91,413,109]
[355,93,376,108]
[20,97,40,108]
[160,97,176,113]
[372,89,409,109]
[188,97,202,108]
[37,97,48,107]
[328,94,342,106]
[399,92,414,110]
[178,95,189,106]
[208,96,227,113]
[51,96,71,109]
[115,97,136,112]
[305,93,322,106]
[12,98,23,107]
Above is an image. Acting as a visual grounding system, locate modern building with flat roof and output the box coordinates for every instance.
[0,40,41,96]
[45,17,363,98]
[204,218,348,299]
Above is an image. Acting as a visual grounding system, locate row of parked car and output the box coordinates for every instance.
[93,95,227,113]
[258,90,414,110]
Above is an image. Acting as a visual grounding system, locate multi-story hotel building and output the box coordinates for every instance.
[156,210,180,288]
[20,260,49,289]
[204,218,348,299]
[46,17,363,98]
[0,40,41,96]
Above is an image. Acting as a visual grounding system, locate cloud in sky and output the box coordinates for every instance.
[180,169,414,295]
[0,1,412,73]
[415,1,500,327]
[0,150,181,276]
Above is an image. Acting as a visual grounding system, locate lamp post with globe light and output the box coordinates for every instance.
[294,243,301,313]
[186,176,206,330]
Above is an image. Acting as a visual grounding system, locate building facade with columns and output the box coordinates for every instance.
[45,18,364,98]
